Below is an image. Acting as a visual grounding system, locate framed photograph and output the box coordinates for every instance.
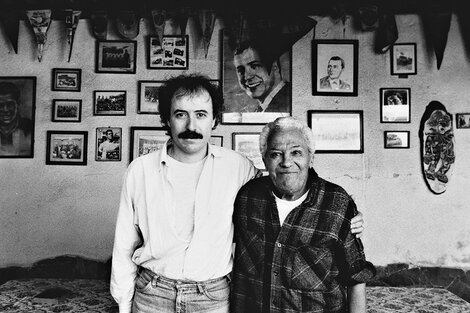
[51,68,81,92]
[380,88,411,123]
[210,135,223,147]
[148,35,189,69]
[93,90,126,116]
[391,43,417,75]
[96,127,122,161]
[0,76,36,158]
[384,131,410,149]
[95,40,137,74]
[46,130,87,165]
[222,34,292,124]
[307,110,364,153]
[130,127,169,162]
[312,39,358,96]
[138,81,164,114]
[456,113,470,129]
[232,133,265,170]
[52,99,82,122]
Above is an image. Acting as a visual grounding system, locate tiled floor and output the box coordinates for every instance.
[1,278,470,312]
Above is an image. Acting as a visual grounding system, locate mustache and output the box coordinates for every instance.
[178,130,203,139]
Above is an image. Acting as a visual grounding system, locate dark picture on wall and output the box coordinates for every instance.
[51,68,81,91]
[148,35,189,69]
[52,99,81,122]
[384,131,410,149]
[96,40,137,74]
[46,130,87,165]
[138,81,163,114]
[456,113,470,129]
[96,127,122,161]
[312,40,358,96]
[391,43,417,75]
[130,127,169,162]
[0,76,36,158]
[93,90,126,116]
[380,88,411,123]
[222,33,292,124]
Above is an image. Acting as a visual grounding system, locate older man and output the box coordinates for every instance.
[231,117,375,313]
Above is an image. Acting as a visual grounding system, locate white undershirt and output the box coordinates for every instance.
[273,190,310,225]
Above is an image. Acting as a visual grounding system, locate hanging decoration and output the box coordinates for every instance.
[197,9,217,59]
[163,10,182,35]
[0,8,20,53]
[375,13,398,53]
[456,10,470,59]
[116,10,139,39]
[220,10,251,52]
[64,9,81,62]
[419,101,455,195]
[422,12,452,70]
[25,9,52,62]
[90,10,108,40]
[175,7,190,35]
[151,9,166,46]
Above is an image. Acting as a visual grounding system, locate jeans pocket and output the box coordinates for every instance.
[202,280,230,301]
[135,271,153,292]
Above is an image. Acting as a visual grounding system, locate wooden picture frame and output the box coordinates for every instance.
[46,130,87,165]
[51,68,81,92]
[380,88,411,123]
[307,110,364,153]
[391,43,417,76]
[312,40,358,96]
[52,99,82,122]
[456,113,470,129]
[384,131,410,149]
[129,127,169,162]
[232,132,265,170]
[96,127,122,161]
[0,76,36,158]
[93,90,126,116]
[148,35,189,69]
[95,40,137,74]
[137,81,164,114]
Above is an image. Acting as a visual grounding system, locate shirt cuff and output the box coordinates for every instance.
[119,302,132,313]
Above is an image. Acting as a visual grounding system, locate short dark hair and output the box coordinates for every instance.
[158,74,222,132]
[234,40,275,73]
[0,82,20,102]
[329,56,345,69]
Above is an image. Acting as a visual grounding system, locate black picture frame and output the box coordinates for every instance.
[312,39,358,97]
[95,40,137,74]
[232,132,265,170]
[46,130,88,165]
[209,135,223,147]
[307,110,364,153]
[0,76,36,158]
[456,113,470,129]
[384,131,410,149]
[93,90,127,116]
[52,99,82,122]
[380,88,411,123]
[96,127,122,162]
[390,43,417,76]
[129,127,169,162]
[137,80,164,114]
[51,68,81,92]
[147,35,189,69]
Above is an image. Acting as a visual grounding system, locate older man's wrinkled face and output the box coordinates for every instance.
[264,128,312,201]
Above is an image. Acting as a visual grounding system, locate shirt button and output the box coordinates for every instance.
[273,271,279,276]
[276,242,282,248]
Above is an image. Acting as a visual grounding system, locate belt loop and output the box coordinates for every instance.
[197,283,204,294]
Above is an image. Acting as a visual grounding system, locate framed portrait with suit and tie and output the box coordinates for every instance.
[312,40,358,97]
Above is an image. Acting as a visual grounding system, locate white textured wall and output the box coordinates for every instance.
[0,14,469,270]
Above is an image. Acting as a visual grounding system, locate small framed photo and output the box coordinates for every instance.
[96,127,122,161]
[456,113,470,129]
[46,130,87,165]
[312,40,358,96]
[232,133,265,170]
[95,40,137,74]
[384,131,410,149]
[130,127,170,162]
[307,110,364,153]
[391,43,417,76]
[52,99,82,122]
[52,68,81,92]
[380,88,411,123]
[93,90,126,116]
[210,135,223,147]
[148,35,189,69]
[138,81,164,114]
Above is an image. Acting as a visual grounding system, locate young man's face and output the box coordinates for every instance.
[234,47,275,102]
[327,59,344,79]
[0,94,19,125]
[106,131,114,140]
[169,89,216,161]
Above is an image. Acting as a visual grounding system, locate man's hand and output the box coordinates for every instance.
[351,211,364,238]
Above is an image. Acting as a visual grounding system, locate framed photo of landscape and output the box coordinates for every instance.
[52,99,81,122]
[391,43,417,76]
[384,131,410,149]
[148,35,189,69]
[129,127,169,162]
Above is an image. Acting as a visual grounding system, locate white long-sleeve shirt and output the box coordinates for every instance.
[110,141,256,312]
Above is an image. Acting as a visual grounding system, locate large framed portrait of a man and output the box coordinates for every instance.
[0,77,36,158]
[312,40,358,96]
[222,33,292,125]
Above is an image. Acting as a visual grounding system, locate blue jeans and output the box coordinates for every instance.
[132,267,231,313]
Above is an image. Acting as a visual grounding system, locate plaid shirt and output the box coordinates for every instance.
[231,169,375,313]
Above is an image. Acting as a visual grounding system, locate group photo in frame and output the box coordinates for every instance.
[46,130,87,165]
[93,90,126,116]
[51,68,81,92]
[96,127,122,161]
[380,88,411,123]
[129,127,169,162]
[232,133,265,170]
[222,33,292,125]
[0,76,36,158]
[384,131,410,149]
[307,110,364,153]
[390,43,417,76]
[95,40,137,74]
[312,39,358,96]
[52,99,81,122]
[147,35,189,69]
[138,80,164,114]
